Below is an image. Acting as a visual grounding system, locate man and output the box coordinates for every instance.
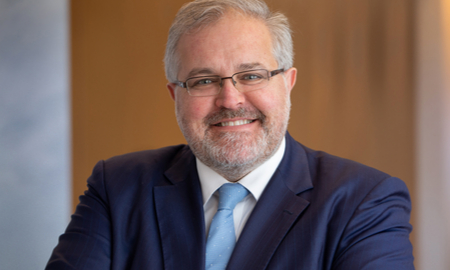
[46,0,414,269]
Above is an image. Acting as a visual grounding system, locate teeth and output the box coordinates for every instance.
[219,119,253,127]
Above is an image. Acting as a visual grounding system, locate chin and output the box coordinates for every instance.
[177,104,291,179]
[188,127,284,180]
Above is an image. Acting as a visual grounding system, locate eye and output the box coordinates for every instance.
[236,71,266,85]
[198,79,213,85]
[242,73,263,80]
[188,77,219,88]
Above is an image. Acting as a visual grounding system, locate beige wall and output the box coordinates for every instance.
[272,0,414,184]
[71,0,187,203]
[71,0,416,263]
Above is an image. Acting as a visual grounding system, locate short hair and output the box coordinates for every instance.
[164,0,293,83]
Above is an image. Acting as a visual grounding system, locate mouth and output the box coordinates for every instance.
[214,119,256,127]
[205,108,264,128]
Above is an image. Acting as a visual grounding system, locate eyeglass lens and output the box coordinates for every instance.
[186,69,270,96]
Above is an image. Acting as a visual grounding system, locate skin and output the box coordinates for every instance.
[167,11,297,181]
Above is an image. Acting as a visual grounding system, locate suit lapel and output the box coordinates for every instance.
[154,148,206,270]
[227,133,313,270]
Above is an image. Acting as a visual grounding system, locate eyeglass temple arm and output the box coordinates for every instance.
[270,68,285,77]
[174,81,187,88]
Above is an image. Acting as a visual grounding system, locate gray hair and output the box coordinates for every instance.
[164,0,294,83]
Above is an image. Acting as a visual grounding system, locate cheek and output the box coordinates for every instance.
[176,96,214,122]
[246,89,288,114]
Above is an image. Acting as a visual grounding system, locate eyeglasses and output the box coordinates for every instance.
[174,68,284,97]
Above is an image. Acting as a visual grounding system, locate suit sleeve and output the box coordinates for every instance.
[332,177,414,270]
[45,160,112,270]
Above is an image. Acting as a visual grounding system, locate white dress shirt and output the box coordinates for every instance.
[197,137,286,240]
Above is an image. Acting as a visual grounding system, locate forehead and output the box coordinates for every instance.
[176,12,277,78]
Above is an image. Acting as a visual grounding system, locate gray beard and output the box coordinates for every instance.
[193,126,277,181]
[179,107,289,181]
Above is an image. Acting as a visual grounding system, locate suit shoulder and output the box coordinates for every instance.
[292,142,404,199]
[89,144,192,184]
[282,134,402,195]
[300,144,392,181]
[104,144,189,168]
[293,142,411,214]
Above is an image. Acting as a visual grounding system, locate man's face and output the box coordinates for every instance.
[167,11,297,180]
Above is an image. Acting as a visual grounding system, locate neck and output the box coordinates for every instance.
[211,162,262,182]
[200,140,283,182]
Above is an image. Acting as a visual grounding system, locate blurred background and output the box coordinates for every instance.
[1,0,449,269]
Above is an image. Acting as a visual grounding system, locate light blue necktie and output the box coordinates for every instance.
[205,183,249,270]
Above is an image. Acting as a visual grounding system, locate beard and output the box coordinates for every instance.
[177,101,291,181]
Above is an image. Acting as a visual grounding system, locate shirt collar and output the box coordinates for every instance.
[197,137,286,205]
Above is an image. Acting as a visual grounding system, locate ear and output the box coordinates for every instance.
[167,83,177,101]
[284,67,297,94]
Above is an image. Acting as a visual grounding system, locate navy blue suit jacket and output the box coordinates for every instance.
[46,133,414,269]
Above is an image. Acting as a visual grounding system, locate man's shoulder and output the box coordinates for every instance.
[287,137,411,216]
[92,144,193,180]
[301,144,391,180]
[85,144,195,200]
[286,134,391,180]
[297,141,410,204]
[105,144,190,166]
[285,135,401,197]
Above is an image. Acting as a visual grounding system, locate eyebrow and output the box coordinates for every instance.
[237,62,266,71]
[185,68,216,79]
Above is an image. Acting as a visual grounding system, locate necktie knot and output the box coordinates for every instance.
[217,183,249,210]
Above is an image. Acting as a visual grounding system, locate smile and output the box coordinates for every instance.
[215,119,255,127]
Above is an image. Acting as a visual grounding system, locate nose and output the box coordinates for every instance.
[214,78,246,109]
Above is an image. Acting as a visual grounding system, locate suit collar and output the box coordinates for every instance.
[277,132,313,194]
[163,146,196,185]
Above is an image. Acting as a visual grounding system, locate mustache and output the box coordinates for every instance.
[204,107,266,125]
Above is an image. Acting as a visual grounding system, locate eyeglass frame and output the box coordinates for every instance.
[173,68,285,96]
